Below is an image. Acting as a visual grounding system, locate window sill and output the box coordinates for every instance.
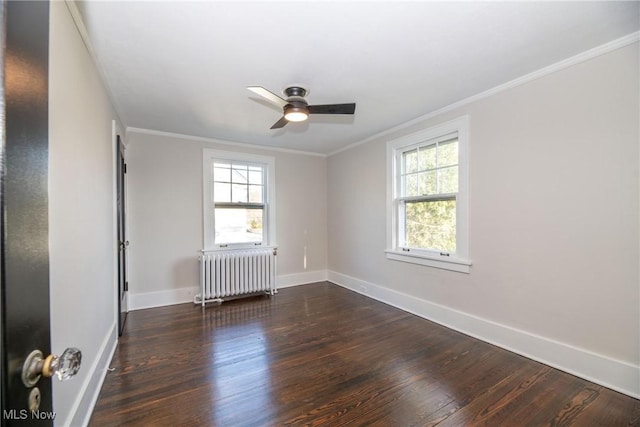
[385,250,471,273]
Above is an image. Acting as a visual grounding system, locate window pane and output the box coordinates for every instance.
[248,185,263,203]
[231,183,248,203]
[418,144,436,170]
[404,149,418,173]
[214,182,231,203]
[215,207,263,244]
[404,199,456,252]
[248,170,263,185]
[404,173,418,197]
[438,166,458,194]
[438,139,458,167]
[214,165,230,182]
[232,166,248,184]
[418,171,436,195]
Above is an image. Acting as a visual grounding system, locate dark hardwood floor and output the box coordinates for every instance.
[90,282,639,426]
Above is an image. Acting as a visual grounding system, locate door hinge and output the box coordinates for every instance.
[125,281,129,292]
[123,163,127,174]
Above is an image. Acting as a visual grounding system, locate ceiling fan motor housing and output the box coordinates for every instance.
[284,87,310,120]
[285,100,309,111]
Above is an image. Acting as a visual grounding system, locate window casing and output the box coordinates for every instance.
[386,117,470,273]
[203,149,276,250]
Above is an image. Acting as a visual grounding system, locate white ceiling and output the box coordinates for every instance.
[73,1,639,155]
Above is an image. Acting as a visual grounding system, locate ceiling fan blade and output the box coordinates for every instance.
[270,116,289,129]
[308,103,356,115]
[247,86,287,107]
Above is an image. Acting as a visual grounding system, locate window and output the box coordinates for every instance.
[386,117,470,273]
[203,149,276,250]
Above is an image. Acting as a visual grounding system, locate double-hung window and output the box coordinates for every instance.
[386,116,470,273]
[203,149,276,250]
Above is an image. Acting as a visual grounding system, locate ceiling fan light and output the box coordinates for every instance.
[284,106,309,122]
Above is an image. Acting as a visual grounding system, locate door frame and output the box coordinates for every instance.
[113,121,128,336]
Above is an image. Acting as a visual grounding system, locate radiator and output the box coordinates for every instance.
[196,247,277,306]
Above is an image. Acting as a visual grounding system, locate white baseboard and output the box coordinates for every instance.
[129,286,199,310]
[59,322,118,427]
[129,271,327,310]
[277,270,327,288]
[327,270,640,399]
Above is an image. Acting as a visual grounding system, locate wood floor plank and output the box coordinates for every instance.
[89,282,639,426]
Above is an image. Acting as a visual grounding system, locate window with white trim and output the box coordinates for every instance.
[386,117,470,273]
[203,149,276,250]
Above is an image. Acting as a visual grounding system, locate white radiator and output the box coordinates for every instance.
[196,247,277,306]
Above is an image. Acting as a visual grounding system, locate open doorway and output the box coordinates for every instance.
[116,133,128,335]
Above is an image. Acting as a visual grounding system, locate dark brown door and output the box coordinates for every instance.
[0,1,53,424]
[116,135,128,335]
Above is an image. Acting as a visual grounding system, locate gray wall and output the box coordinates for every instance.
[327,43,639,393]
[126,131,328,303]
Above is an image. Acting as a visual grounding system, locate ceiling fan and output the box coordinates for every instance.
[248,86,356,129]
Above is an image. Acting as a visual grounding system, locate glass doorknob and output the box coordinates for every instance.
[22,347,82,387]
[45,347,81,380]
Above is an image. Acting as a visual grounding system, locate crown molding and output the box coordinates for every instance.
[64,0,127,130]
[328,31,640,157]
[126,127,327,158]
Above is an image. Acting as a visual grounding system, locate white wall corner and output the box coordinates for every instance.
[60,323,118,427]
[276,270,328,288]
[327,270,640,399]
